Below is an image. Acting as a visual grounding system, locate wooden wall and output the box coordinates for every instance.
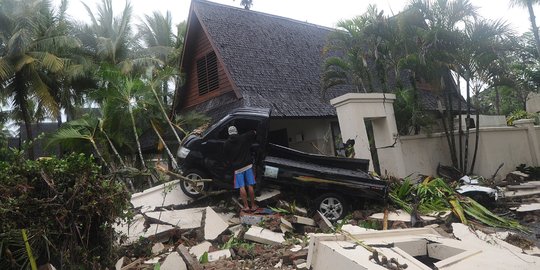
[182,17,235,110]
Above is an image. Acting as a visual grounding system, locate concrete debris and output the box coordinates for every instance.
[341,224,374,234]
[369,209,437,222]
[314,211,334,231]
[131,180,192,212]
[115,257,124,270]
[274,259,283,268]
[177,244,203,270]
[506,171,529,184]
[115,214,176,244]
[277,200,308,216]
[244,225,285,245]
[204,207,229,240]
[189,241,212,260]
[291,215,316,226]
[516,202,540,212]
[151,242,165,255]
[290,245,302,252]
[217,212,237,225]
[255,189,281,202]
[505,181,540,198]
[160,252,187,270]
[143,257,161,264]
[145,208,204,229]
[280,217,294,233]
[507,184,539,190]
[228,224,243,237]
[207,249,232,262]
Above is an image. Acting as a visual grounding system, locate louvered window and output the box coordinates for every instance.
[196,51,219,95]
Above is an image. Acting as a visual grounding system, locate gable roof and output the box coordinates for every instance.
[174,0,466,120]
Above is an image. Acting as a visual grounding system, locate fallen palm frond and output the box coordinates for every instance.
[389,177,528,232]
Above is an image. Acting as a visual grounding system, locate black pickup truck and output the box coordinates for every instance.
[176,108,388,221]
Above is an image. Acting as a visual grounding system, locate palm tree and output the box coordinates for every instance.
[510,0,540,57]
[0,0,80,159]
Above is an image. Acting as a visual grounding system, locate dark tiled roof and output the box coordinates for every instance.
[188,0,465,118]
[192,0,355,118]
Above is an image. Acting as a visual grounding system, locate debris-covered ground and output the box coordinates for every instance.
[111,169,540,270]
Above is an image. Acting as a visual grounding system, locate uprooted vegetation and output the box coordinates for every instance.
[389,177,528,232]
[0,152,131,268]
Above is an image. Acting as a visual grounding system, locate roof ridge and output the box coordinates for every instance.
[193,0,337,31]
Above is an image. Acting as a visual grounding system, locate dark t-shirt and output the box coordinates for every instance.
[223,131,256,171]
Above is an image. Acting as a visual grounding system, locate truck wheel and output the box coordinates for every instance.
[181,169,209,198]
[314,193,348,222]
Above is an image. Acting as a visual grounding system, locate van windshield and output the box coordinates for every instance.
[202,115,231,138]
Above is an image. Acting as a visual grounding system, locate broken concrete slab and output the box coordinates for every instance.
[114,214,177,244]
[516,202,540,212]
[207,249,232,262]
[177,244,203,270]
[291,215,316,226]
[161,252,187,270]
[151,242,165,255]
[145,208,204,229]
[131,180,192,212]
[369,209,437,222]
[115,257,124,270]
[228,224,243,238]
[204,207,229,240]
[341,224,374,234]
[314,211,334,231]
[189,241,212,260]
[255,189,281,202]
[244,226,285,245]
[280,217,293,233]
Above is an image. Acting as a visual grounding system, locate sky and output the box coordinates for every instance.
[60,0,533,34]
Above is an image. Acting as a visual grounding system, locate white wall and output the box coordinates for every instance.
[400,127,533,179]
[269,118,336,155]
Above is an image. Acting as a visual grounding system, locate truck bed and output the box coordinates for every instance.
[262,148,387,200]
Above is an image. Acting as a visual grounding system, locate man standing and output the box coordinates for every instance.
[224,125,258,212]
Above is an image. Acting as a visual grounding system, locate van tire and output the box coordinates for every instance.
[181,169,209,198]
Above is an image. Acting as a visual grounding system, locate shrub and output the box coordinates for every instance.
[0,152,131,269]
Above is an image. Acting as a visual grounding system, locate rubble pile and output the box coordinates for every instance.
[113,170,540,269]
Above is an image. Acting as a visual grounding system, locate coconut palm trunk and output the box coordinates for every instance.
[526,1,540,57]
[128,105,146,169]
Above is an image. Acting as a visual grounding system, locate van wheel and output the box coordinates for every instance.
[181,169,209,198]
[314,193,348,222]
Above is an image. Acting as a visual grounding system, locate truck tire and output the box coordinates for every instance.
[314,193,348,222]
[181,169,209,198]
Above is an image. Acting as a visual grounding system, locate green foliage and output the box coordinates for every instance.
[389,177,528,232]
[506,110,538,125]
[220,236,254,251]
[199,252,209,264]
[0,153,131,268]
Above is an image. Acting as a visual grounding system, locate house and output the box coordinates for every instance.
[172,0,465,156]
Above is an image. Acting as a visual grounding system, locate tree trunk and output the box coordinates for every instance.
[129,106,146,169]
[56,113,63,158]
[15,72,35,160]
[151,84,183,145]
[464,77,471,174]
[469,95,481,174]
[457,73,464,171]
[527,1,540,57]
[495,86,500,115]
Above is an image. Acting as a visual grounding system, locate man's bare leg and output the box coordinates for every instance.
[240,187,249,211]
[248,185,257,210]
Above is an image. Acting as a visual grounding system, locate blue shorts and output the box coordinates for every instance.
[234,167,256,189]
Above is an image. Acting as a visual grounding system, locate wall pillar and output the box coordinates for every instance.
[514,119,540,166]
[331,93,406,177]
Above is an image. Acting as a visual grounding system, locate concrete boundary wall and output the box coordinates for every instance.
[400,126,533,179]
[332,93,540,179]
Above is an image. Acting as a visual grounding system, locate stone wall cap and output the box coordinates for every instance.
[330,93,396,107]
